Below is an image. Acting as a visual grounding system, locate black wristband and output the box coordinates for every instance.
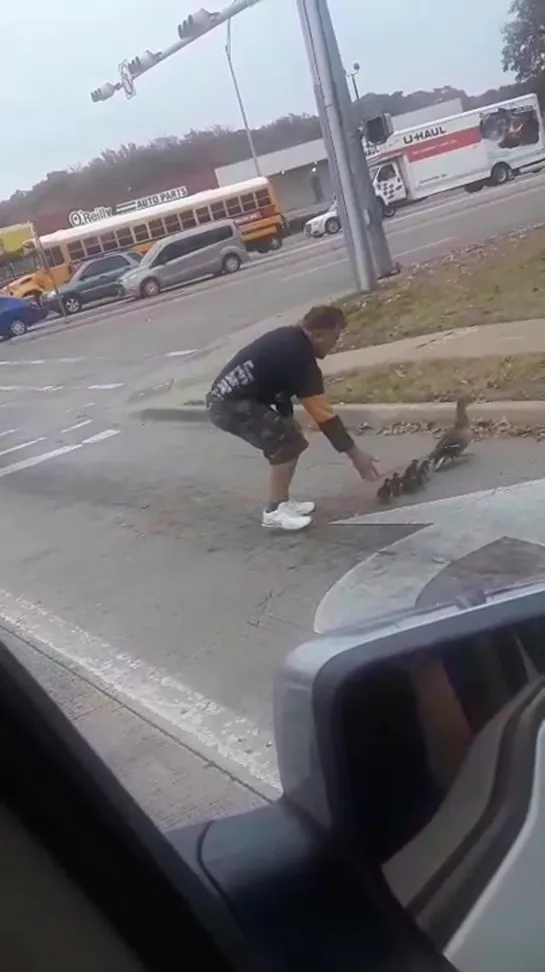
[319,415,355,453]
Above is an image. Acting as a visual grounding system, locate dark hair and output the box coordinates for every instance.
[301,305,346,333]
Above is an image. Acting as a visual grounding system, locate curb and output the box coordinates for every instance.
[136,400,545,429]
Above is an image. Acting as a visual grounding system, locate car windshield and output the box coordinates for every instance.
[1,1,544,934]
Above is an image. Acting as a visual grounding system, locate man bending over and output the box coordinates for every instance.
[206,305,379,532]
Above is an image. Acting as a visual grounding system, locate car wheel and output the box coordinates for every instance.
[140,278,161,298]
[63,295,82,315]
[222,254,242,274]
[325,217,341,235]
[9,319,27,338]
[268,235,283,251]
[491,162,512,185]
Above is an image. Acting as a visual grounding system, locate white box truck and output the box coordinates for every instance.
[305,94,545,236]
[368,93,545,210]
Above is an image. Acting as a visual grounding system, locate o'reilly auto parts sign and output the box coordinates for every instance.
[68,185,189,228]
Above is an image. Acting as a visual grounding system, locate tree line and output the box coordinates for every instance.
[1,0,542,230]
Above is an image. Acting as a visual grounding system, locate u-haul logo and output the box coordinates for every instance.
[403,125,447,145]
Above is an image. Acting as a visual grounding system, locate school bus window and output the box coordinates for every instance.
[115,228,134,248]
[83,236,101,256]
[211,201,227,220]
[180,211,197,230]
[149,219,165,240]
[133,224,149,243]
[241,193,255,213]
[44,246,63,267]
[226,196,242,216]
[164,214,181,234]
[256,188,271,207]
[196,206,211,224]
[101,232,117,252]
[68,242,85,261]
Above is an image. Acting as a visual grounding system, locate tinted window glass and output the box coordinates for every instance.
[79,256,128,279]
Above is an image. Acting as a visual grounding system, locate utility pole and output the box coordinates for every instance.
[346,62,361,102]
[225,20,262,177]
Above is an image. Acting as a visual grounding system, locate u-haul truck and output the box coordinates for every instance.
[367,93,545,211]
[305,94,545,236]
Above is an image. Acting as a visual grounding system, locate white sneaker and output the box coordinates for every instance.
[262,502,312,531]
[284,498,316,516]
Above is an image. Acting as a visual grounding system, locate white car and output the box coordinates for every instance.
[304,196,395,238]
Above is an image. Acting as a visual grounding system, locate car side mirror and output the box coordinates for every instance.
[275,579,545,962]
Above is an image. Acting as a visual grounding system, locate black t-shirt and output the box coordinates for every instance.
[209,325,324,411]
[208,326,354,453]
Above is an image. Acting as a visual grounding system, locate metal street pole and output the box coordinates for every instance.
[317,0,395,278]
[225,20,262,177]
[346,62,360,102]
[297,0,377,292]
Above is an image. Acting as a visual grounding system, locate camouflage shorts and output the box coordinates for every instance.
[207,397,308,465]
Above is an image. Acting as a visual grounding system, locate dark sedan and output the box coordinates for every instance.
[0,295,46,340]
[43,251,142,316]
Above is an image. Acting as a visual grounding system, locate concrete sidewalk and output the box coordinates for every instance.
[128,315,545,429]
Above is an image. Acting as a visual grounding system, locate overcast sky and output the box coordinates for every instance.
[1,0,512,200]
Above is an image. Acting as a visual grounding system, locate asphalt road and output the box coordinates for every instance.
[2,175,545,819]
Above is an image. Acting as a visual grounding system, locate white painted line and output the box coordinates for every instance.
[87,383,124,390]
[0,588,279,790]
[0,359,45,366]
[281,237,456,283]
[397,237,455,259]
[82,428,120,444]
[166,350,198,358]
[0,437,47,458]
[0,428,18,438]
[315,475,545,634]
[61,419,93,434]
[0,442,83,477]
[0,427,120,478]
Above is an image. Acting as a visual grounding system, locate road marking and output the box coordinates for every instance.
[0,428,18,438]
[166,349,198,358]
[315,476,545,634]
[87,383,124,391]
[82,428,120,444]
[0,587,279,792]
[0,437,47,459]
[0,428,121,478]
[61,419,93,434]
[0,357,85,366]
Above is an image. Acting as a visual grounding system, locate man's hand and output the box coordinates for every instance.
[348,445,380,481]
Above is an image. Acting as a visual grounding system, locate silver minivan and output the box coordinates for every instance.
[119,220,249,299]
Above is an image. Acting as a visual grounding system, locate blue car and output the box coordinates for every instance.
[0,295,46,340]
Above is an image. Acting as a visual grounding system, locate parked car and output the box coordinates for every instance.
[43,251,142,316]
[304,195,396,238]
[119,220,249,299]
[0,295,46,340]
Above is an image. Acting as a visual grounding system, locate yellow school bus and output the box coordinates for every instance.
[6,177,286,301]
[0,222,69,300]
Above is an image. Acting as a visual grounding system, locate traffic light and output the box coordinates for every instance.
[363,113,393,146]
[127,50,158,76]
[90,83,116,103]
[177,8,220,40]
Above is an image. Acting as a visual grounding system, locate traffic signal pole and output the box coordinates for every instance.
[90,0,395,292]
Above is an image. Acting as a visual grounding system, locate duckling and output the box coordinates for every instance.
[430,396,472,471]
[377,477,392,504]
[417,458,430,484]
[390,472,402,497]
[401,460,420,493]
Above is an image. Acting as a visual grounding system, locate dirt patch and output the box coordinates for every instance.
[327,353,545,404]
[334,226,545,352]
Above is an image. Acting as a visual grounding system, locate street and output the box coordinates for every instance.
[3,174,545,820]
